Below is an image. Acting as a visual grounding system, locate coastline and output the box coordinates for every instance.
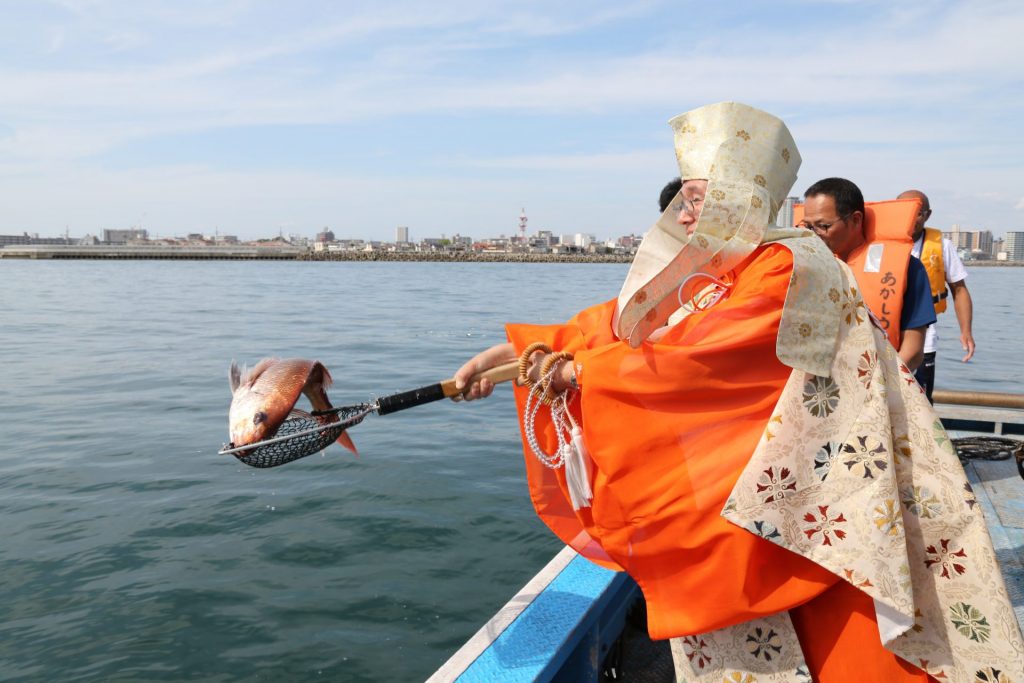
[0,243,1019,266]
[0,243,633,263]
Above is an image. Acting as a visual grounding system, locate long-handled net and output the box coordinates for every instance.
[218,360,520,469]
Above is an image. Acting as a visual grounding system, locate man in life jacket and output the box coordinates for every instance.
[897,189,975,403]
[800,177,935,371]
[452,103,1022,681]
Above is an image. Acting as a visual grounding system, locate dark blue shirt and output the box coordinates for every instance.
[901,256,937,331]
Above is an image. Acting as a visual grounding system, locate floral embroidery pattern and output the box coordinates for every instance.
[723,672,756,683]
[842,289,867,326]
[892,434,912,464]
[781,147,791,163]
[841,435,888,479]
[828,287,840,303]
[813,442,840,481]
[902,485,942,519]
[974,667,1011,683]
[964,481,978,510]
[925,539,968,579]
[856,350,877,389]
[681,635,712,670]
[752,520,781,540]
[745,627,782,661]
[842,568,873,589]
[873,499,902,537]
[710,189,726,201]
[950,602,991,643]
[735,129,751,141]
[802,376,840,418]
[802,505,847,546]
[910,608,925,633]
[755,467,796,503]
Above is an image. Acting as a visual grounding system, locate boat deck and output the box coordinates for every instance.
[962,450,1024,627]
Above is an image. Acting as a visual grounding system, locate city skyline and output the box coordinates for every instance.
[2,1,1023,241]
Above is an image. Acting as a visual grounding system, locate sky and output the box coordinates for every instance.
[1,0,1022,242]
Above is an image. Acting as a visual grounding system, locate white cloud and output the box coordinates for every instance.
[1,1,1022,237]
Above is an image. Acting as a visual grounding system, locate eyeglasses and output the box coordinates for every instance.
[798,215,849,232]
[671,196,705,216]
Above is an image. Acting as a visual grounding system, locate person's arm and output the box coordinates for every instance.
[949,279,975,361]
[899,327,926,371]
[452,342,516,400]
[899,257,935,371]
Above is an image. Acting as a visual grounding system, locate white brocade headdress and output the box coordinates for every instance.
[614,102,802,347]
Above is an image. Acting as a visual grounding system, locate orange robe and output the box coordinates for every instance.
[506,244,933,682]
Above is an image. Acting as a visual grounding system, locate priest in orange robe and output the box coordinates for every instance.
[454,102,1022,682]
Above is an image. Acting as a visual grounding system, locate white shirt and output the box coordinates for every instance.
[911,233,968,353]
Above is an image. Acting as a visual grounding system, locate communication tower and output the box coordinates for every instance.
[519,208,528,244]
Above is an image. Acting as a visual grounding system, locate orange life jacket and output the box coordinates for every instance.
[920,227,948,314]
[792,199,920,349]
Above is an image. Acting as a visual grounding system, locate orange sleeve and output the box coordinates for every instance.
[509,244,839,639]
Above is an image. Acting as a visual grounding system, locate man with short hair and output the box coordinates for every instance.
[658,177,682,213]
[801,177,935,370]
[897,189,975,403]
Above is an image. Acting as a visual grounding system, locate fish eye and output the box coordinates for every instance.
[253,412,267,425]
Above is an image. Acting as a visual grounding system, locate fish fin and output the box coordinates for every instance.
[244,358,277,386]
[287,408,313,420]
[315,362,333,390]
[229,361,241,394]
[303,362,335,412]
[335,430,358,455]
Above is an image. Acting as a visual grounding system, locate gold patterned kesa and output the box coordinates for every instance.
[699,268,1024,682]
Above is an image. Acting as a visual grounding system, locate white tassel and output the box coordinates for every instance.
[564,426,593,510]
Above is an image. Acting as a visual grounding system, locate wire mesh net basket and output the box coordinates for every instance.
[227,404,373,469]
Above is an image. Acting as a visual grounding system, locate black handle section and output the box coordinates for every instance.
[376,383,447,416]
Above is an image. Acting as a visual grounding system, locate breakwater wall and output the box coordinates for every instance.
[300,251,632,263]
[3,244,1017,266]
[0,245,306,260]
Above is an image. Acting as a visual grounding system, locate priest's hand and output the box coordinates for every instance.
[452,342,516,401]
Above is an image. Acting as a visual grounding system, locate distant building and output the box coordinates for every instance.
[943,224,973,251]
[778,196,799,228]
[396,226,409,243]
[0,232,75,246]
[573,233,595,249]
[617,234,641,249]
[316,228,336,243]
[103,228,148,244]
[1005,232,1024,261]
